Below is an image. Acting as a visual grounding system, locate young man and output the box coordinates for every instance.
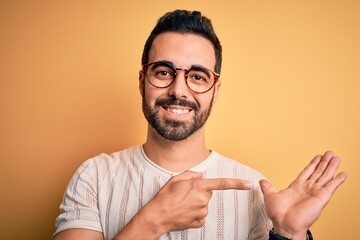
[53,10,347,240]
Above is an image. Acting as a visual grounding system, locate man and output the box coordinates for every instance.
[53,10,347,240]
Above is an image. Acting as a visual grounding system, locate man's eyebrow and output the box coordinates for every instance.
[189,65,211,78]
[152,60,174,68]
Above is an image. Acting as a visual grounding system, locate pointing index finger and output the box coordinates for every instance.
[202,178,252,191]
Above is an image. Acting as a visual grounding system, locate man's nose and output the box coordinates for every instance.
[167,70,190,98]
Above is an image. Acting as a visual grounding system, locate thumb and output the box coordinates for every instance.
[259,179,275,196]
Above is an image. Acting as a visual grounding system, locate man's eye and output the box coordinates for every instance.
[157,70,171,76]
[153,68,174,79]
[193,75,206,81]
[189,72,209,83]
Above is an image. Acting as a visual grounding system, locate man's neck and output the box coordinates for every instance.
[143,126,210,172]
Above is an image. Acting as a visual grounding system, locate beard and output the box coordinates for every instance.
[142,94,214,141]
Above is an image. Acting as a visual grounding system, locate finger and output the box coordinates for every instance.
[309,151,334,182]
[323,172,348,196]
[171,170,203,181]
[296,154,322,181]
[259,179,275,196]
[316,156,341,186]
[202,178,252,191]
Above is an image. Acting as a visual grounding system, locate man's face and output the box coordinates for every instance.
[140,32,221,141]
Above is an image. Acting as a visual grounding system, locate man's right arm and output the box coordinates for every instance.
[112,204,166,240]
[53,229,104,240]
[113,170,252,240]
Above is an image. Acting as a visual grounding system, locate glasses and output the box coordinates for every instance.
[142,61,220,94]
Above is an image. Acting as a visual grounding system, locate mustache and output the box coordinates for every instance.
[155,98,199,111]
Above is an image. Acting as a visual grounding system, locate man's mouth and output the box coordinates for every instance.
[155,98,199,116]
[163,106,192,115]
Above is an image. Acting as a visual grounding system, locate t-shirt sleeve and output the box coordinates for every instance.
[53,159,102,237]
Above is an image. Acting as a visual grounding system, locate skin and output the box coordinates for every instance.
[260,151,347,239]
[140,32,221,172]
[53,32,347,240]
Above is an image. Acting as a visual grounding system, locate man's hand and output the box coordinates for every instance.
[259,151,347,240]
[151,170,252,232]
[114,170,251,240]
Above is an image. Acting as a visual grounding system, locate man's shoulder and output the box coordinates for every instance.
[80,145,141,171]
[69,145,143,186]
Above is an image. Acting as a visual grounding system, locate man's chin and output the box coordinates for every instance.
[163,119,189,128]
[158,132,191,142]
[153,124,195,142]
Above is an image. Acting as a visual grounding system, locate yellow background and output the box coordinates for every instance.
[1,1,359,239]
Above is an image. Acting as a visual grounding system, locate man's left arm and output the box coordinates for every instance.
[259,151,347,240]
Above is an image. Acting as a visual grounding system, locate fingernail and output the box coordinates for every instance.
[245,183,252,189]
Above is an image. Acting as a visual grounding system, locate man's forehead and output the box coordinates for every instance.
[148,32,216,70]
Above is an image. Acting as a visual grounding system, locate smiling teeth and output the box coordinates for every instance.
[167,108,190,115]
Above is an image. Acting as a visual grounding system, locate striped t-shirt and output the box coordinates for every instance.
[54,145,272,239]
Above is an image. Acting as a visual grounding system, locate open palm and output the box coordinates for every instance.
[260,151,347,239]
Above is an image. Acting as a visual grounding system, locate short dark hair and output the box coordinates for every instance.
[141,10,222,74]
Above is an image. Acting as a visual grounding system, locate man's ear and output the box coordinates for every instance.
[139,70,145,97]
[212,80,221,104]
